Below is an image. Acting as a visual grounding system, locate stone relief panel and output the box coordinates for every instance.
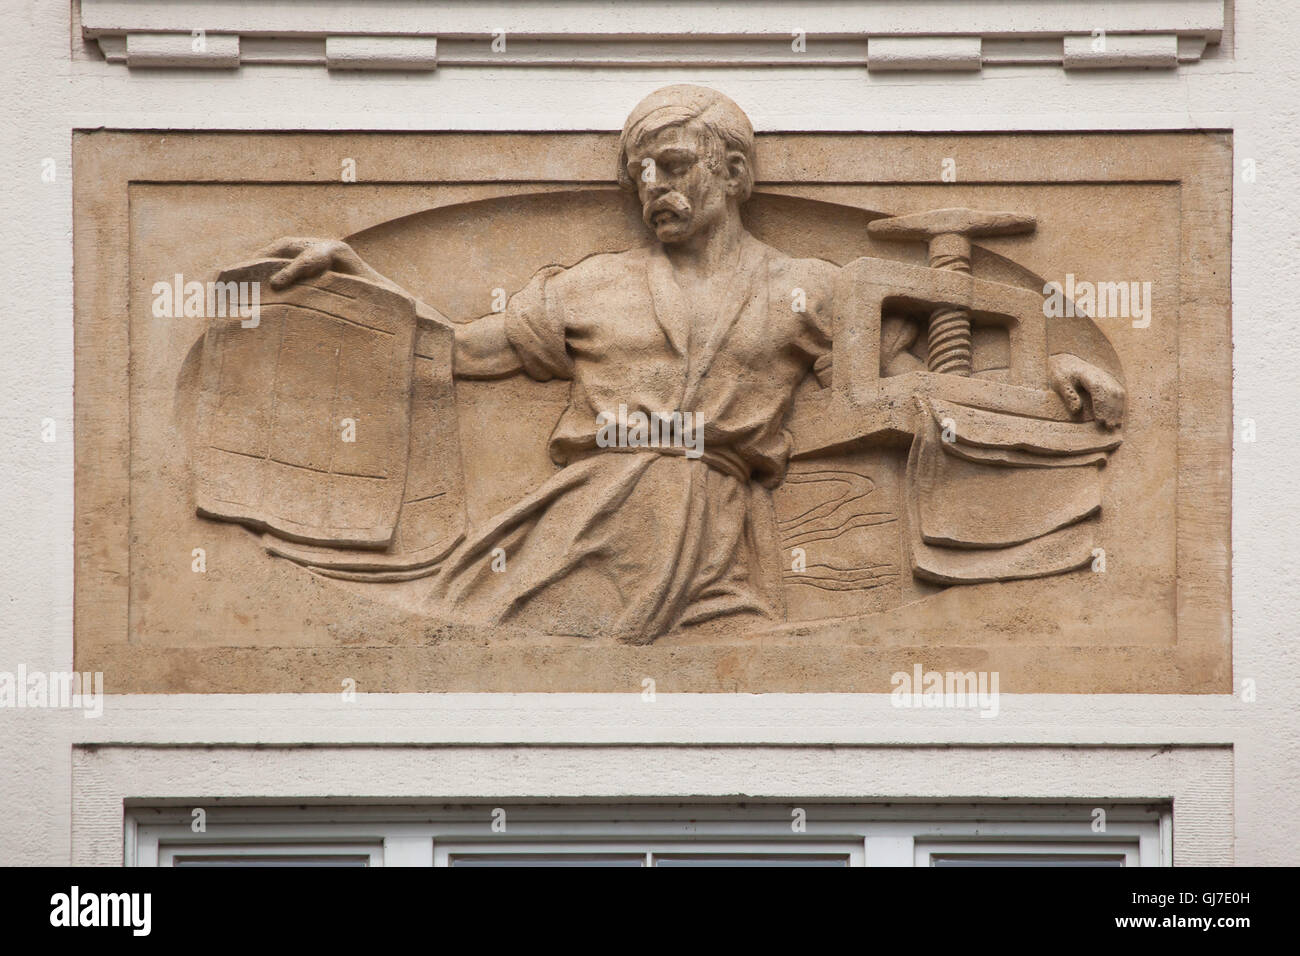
[73,87,1231,691]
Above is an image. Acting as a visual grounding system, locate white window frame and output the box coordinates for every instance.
[128,802,1170,867]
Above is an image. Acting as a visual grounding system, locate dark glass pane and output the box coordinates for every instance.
[655,856,850,867]
[451,855,644,867]
[173,856,370,867]
[932,854,1124,867]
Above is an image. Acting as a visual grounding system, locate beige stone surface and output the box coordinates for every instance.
[72,93,1231,693]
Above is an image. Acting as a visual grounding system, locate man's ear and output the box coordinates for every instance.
[724,150,749,197]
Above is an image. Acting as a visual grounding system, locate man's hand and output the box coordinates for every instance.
[881,315,925,377]
[252,237,385,292]
[1049,353,1125,429]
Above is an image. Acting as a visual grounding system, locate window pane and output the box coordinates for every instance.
[931,854,1125,867]
[173,856,370,867]
[451,855,644,867]
[654,855,850,867]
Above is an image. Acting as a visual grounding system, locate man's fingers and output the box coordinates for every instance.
[270,247,331,290]
[253,237,315,260]
[1060,380,1083,415]
[1050,355,1126,427]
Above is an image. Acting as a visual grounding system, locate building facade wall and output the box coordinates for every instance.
[1,0,1296,865]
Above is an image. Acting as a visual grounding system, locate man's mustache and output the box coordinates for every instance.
[645,194,692,222]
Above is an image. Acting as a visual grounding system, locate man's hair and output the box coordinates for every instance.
[616,85,756,201]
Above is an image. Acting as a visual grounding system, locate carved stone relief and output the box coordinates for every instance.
[72,87,1232,691]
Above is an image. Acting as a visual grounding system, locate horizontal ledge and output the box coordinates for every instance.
[868,36,983,72]
[71,740,1238,751]
[92,31,1220,71]
[325,35,437,71]
[1064,33,1181,69]
[78,0,1227,40]
[125,32,240,68]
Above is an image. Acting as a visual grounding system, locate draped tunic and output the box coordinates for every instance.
[429,232,838,643]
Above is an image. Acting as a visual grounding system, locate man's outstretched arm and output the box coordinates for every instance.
[439,310,523,379]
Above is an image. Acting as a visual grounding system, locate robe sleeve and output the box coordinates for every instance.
[502,264,571,381]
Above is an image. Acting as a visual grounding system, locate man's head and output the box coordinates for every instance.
[617,85,756,244]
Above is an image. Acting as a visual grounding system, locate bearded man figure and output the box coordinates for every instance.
[252,85,1124,644]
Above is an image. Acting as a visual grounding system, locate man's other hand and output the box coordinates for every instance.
[1049,353,1125,429]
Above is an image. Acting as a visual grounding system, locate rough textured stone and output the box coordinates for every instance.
[72,90,1231,693]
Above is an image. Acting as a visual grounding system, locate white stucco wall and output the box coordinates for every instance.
[1,0,1296,865]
